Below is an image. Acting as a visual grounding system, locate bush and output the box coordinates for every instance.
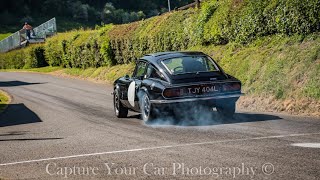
[24,45,48,68]
[44,25,114,69]
[0,44,47,69]
[0,49,26,69]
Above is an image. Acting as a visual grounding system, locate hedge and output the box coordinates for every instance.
[0,44,47,69]
[0,0,319,68]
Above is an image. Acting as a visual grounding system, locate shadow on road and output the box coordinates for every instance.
[127,114,141,119]
[0,131,29,136]
[0,103,42,127]
[0,138,62,142]
[225,113,282,124]
[140,111,282,127]
[0,81,46,87]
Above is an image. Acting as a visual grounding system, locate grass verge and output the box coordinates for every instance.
[0,90,10,113]
[61,63,135,83]
[2,66,64,73]
[1,64,135,84]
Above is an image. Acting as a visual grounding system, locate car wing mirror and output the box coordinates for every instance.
[125,74,130,80]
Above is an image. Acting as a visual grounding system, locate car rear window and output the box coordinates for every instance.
[161,56,219,75]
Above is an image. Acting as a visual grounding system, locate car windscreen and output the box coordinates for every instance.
[161,56,220,75]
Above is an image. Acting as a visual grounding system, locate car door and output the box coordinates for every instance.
[127,60,148,111]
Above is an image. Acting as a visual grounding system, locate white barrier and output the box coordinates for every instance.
[0,17,57,53]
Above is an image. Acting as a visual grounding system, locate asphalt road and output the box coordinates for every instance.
[0,72,319,180]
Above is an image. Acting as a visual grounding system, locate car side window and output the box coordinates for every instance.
[146,65,167,82]
[133,61,147,79]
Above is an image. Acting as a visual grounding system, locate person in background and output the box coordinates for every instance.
[23,22,33,39]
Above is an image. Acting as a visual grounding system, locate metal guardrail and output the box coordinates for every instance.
[33,18,57,39]
[0,32,21,53]
[0,17,57,53]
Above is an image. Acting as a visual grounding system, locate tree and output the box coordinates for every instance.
[2,0,195,29]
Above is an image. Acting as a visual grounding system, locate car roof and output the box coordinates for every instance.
[141,51,207,64]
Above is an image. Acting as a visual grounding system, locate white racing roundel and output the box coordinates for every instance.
[128,81,136,107]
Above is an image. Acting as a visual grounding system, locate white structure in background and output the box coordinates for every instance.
[0,17,57,53]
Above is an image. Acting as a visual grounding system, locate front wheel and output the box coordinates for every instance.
[140,92,156,123]
[216,103,235,119]
[113,89,128,118]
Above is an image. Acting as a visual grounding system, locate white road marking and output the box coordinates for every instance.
[0,132,319,166]
[291,143,320,148]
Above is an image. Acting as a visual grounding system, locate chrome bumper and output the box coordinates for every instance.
[150,93,244,104]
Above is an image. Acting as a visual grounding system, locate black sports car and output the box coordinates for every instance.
[113,51,243,123]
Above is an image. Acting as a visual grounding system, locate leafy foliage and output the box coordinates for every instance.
[43,25,115,69]
[0,44,46,69]
[25,45,48,68]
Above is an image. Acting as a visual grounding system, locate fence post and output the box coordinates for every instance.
[54,17,57,33]
[18,31,21,46]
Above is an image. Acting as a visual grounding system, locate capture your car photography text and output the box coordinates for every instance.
[45,162,275,178]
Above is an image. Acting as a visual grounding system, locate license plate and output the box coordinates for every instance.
[186,85,219,95]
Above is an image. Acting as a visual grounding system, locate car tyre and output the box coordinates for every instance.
[113,89,128,118]
[216,103,235,119]
[140,92,156,123]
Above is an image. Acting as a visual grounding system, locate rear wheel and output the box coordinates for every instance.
[216,103,235,119]
[140,92,156,123]
[113,89,128,118]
